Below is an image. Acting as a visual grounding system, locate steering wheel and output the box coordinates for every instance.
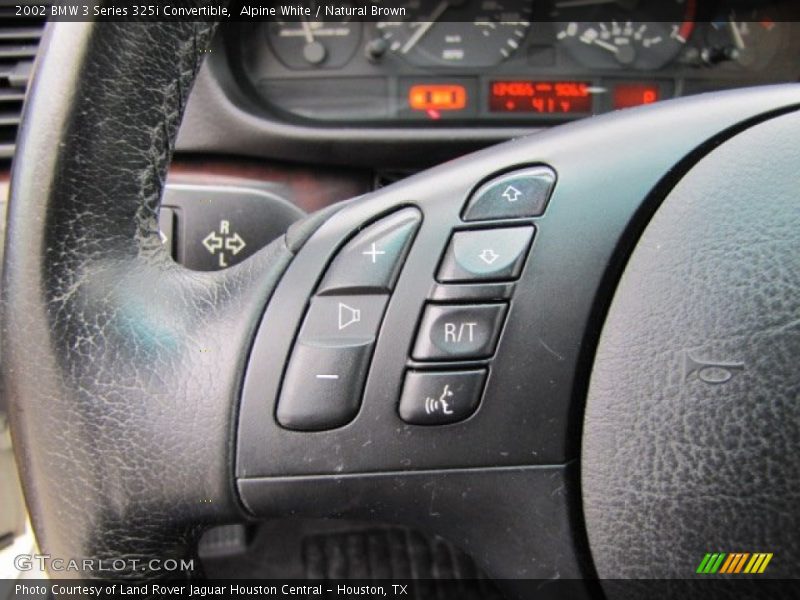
[4,20,799,596]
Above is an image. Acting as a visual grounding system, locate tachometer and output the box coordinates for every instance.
[375,0,533,68]
[553,0,697,70]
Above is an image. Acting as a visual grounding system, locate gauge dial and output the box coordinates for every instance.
[704,9,782,70]
[554,0,697,71]
[267,4,361,70]
[375,1,533,68]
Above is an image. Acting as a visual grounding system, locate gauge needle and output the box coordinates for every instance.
[401,0,450,54]
[583,35,637,64]
[591,39,619,54]
[729,18,746,50]
[301,19,315,44]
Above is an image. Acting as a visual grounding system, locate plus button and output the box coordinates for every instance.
[362,242,386,264]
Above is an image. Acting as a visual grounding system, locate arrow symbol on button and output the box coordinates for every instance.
[202,231,223,254]
[225,232,246,255]
[478,248,500,265]
[502,185,522,202]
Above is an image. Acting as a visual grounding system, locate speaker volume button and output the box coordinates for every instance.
[276,208,422,432]
[275,294,388,431]
[296,295,389,345]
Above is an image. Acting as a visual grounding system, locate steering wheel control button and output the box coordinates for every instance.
[277,341,372,431]
[318,208,421,294]
[299,295,389,344]
[399,369,487,426]
[412,303,507,361]
[162,184,303,272]
[463,167,556,221]
[437,226,534,283]
[277,295,389,431]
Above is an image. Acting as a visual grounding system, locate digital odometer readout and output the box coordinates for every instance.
[490,81,592,115]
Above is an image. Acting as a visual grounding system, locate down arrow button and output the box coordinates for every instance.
[437,226,535,283]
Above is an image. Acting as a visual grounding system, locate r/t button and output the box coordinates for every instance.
[412,303,508,360]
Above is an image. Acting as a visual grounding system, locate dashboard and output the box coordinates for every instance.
[225,0,800,126]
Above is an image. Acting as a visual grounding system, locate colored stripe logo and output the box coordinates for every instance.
[696,553,773,574]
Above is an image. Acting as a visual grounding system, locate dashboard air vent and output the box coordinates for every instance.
[0,7,46,158]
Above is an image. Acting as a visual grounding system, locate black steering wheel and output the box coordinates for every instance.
[4,19,799,598]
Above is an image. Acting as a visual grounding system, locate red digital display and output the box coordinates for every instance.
[490,81,592,115]
[614,84,661,110]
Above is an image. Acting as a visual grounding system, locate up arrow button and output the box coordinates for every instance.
[438,226,535,283]
[463,166,556,221]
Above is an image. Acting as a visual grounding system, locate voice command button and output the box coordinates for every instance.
[398,369,487,425]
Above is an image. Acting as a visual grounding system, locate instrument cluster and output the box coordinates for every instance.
[230,0,800,125]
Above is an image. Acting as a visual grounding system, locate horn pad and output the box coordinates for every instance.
[582,110,800,582]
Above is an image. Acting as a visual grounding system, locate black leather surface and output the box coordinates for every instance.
[582,110,800,582]
[2,21,293,577]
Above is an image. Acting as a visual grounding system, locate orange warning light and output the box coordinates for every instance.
[409,85,467,112]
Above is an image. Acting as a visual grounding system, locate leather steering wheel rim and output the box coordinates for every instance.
[2,20,295,575]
